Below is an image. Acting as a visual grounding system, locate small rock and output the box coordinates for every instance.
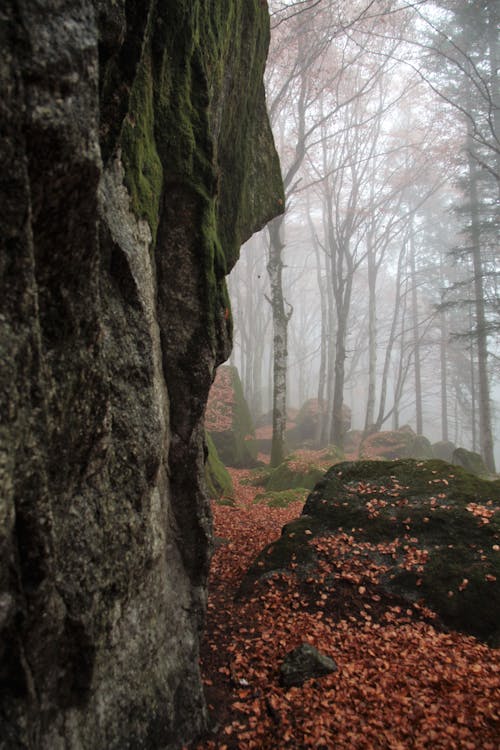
[280,643,337,687]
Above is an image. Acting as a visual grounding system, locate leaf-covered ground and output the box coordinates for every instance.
[193,465,500,750]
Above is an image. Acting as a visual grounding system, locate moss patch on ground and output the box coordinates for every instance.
[265,455,326,492]
[253,488,309,509]
[242,459,500,644]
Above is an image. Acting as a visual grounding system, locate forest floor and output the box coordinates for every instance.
[192,462,500,750]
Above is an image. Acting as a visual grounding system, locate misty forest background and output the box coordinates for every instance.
[226,0,499,472]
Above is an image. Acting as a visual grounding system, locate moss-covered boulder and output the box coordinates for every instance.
[360,426,434,460]
[205,433,233,500]
[452,447,489,477]
[432,440,456,462]
[206,365,258,467]
[265,455,326,492]
[243,459,500,645]
[287,399,351,448]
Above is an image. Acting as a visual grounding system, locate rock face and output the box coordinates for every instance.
[0,1,283,748]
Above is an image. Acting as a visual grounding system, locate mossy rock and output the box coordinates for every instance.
[265,455,325,492]
[432,440,456,462]
[360,427,434,460]
[413,435,434,459]
[253,488,309,508]
[243,459,500,644]
[205,432,233,499]
[286,399,351,449]
[320,444,345,462]
[207,365,258,468]
[452,447,489,477]
[238,516,321,597]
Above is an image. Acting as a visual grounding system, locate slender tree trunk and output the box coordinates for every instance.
[322,242,336,445]
[470,334,477,453]
[309,208,328,446]
[409,224,423,435]
[330,276,352,448]
[375,242,406,431]
[331,315,347,447]
[439,305,449,442]
[267,215,289,467]
[467,134,496,471]
[364,233,377,431]
[487,0,500,198]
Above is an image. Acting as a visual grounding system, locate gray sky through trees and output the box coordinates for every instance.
[228,0,499,469]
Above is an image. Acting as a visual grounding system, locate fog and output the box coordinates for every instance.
[227,0,499,471]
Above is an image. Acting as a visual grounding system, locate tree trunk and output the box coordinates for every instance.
[409,224,423,435]
[267,215,289,467]
[364,232,377,431]
[331,315,347,447]
[374,241,406,431]
[467,133,496,471]
[439,305,449,442]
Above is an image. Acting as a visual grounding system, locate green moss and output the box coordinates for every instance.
[215,496,237,507]
[205,432,233,499]
[120,54,163,241]
[254,488,309,508]
[266,456,325,492]
[118,0,283,262]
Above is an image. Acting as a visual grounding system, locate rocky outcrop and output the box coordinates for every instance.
[0,1,283,748]
[243,460,500,645]
[287,399,351,449]
[359,426,433,460]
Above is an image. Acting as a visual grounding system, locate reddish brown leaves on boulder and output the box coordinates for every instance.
[195,466,500,749]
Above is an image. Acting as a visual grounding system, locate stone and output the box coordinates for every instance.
[452,447,489,477]
[432,440,456,463]
[280,643,337,687]
[243,460,500,645]
[0,1,283,747]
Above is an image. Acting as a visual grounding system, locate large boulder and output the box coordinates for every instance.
[0,1,283,747]
[360,426,433,460]
[206,365,258,467]
[287,399,351,449]
[243,460,500,645]
[432,440,456,462]
[452,447,489,477]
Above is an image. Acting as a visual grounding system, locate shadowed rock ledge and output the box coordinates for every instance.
[0,1,283,747]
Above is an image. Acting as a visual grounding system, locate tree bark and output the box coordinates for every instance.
[364,230,377,431]
[409,222,423,435]
[267,215,289,467]
[467,131,496,471]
